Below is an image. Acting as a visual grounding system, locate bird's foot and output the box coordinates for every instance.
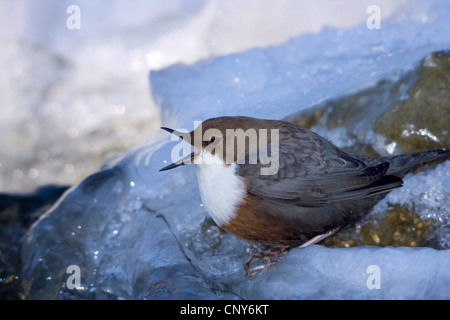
[244,244,290,277]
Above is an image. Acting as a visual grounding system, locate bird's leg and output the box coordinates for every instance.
[244,244,291,277]
[299,228,339,248]
[243,229,339,276]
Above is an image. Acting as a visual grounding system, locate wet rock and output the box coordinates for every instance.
[324,204,437,248]
[0,185,69,299]
[375,51,450,153]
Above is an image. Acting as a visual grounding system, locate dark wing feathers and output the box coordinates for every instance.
[237,133,403,207]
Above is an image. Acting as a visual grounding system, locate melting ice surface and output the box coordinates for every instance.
[21,0,450,299]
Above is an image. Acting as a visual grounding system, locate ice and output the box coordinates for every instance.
[14,0,450,299]
[239,245,450,299]
[150,1,450,128]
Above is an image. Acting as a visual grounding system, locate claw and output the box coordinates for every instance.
[244,244,290,277]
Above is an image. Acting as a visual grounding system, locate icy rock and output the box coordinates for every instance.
[150,1,450,128]
[19,0,450,299]
[239,245,450,300]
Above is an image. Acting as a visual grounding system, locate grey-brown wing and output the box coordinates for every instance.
[237,135,403,207]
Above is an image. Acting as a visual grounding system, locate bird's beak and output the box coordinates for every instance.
[159,151,196,172]
[159,127,197,172]
[161,127,189,140]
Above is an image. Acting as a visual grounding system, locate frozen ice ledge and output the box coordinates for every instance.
[8,1,450,299]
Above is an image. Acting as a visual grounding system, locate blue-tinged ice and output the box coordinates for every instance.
[21,0,450,299]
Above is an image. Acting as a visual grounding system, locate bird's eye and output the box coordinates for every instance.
[210,136,216,143]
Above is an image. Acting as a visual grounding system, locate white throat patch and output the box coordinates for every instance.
[195,152,246,226]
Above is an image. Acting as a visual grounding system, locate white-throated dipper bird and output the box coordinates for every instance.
[160,116,450,250]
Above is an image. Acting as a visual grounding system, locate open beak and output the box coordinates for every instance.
[159,127,196,172]
[160,127,190,139]
[159,151,196,172]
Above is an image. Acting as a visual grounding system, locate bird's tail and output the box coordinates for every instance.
[381,148,450,178]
